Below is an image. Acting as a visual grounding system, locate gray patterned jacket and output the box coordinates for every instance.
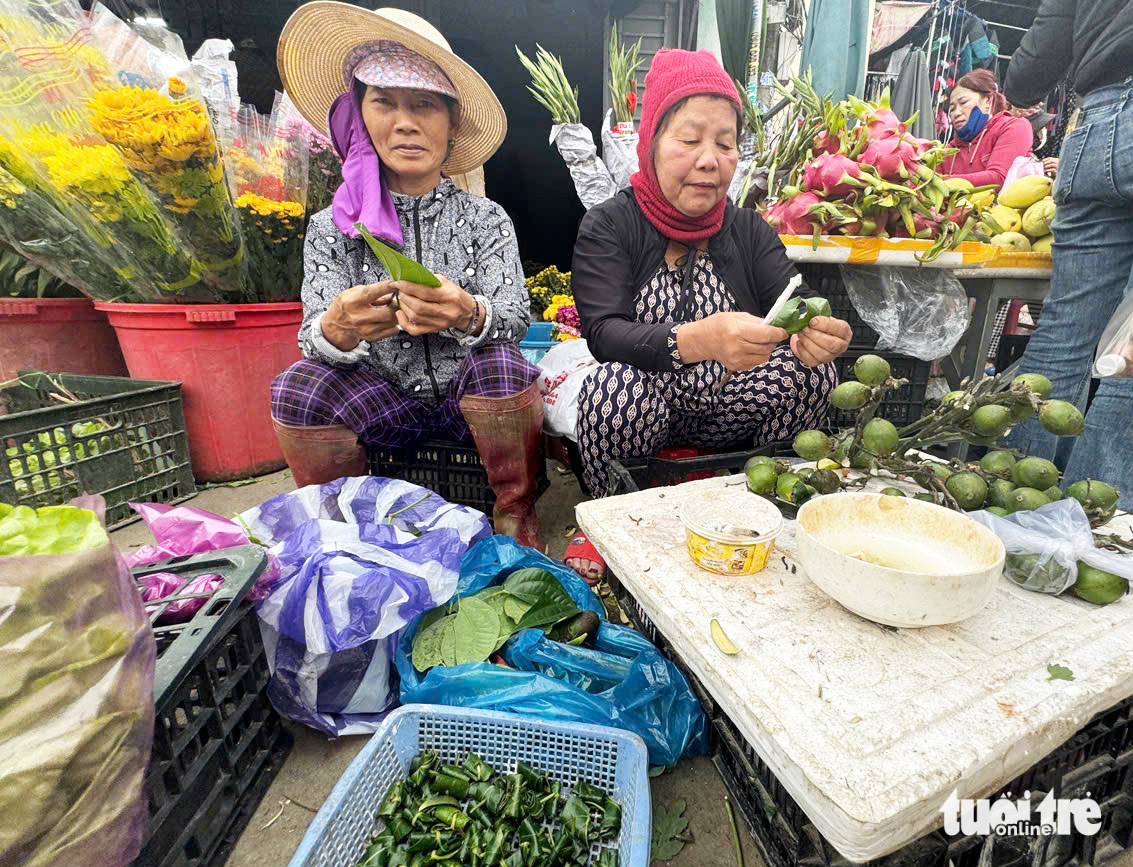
[297,178,530,406]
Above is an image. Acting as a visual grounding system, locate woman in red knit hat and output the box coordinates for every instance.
[564,49,853,581]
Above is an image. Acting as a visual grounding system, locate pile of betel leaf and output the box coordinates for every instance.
[411,568,600,672]
[356,750,622,867]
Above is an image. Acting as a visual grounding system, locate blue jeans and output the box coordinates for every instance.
[1006,78,1133,500]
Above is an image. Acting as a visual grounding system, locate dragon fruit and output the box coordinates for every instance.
[859,135,921,181]
[763,190,823,236]
[812,130,841,155]
[802,152,868,199]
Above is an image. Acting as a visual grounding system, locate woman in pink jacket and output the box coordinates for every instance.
[940,69,1034,187]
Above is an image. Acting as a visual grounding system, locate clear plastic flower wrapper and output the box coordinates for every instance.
[1094,289,1133,378]
[840,264,972,360]
[0,496,155,867]
[86,4,250,297]
[969,499,1133,594]
[274,90,342,217]
[218,99,309,301]
[0,163,132,300]
[0,6,198,300]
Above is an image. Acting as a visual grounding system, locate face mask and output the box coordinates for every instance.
[956,105,990,142]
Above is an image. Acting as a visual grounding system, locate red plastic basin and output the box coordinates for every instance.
[0,297,128,382]
[96,302,303,482]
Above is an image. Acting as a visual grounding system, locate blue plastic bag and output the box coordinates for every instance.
[240,477,492,736]
[395,537,710,765]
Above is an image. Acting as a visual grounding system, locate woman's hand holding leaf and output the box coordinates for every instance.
[790,315,852,368]
[322,282,400,349]
[395,275,481,336]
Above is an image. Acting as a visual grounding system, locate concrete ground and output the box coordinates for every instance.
[111,466,762,867]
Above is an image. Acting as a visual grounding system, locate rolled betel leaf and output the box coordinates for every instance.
[355,223,442,287]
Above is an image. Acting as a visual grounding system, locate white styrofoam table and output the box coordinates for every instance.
[575,477,1133,862]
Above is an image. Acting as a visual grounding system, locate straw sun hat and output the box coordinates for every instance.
[278,2,506,175]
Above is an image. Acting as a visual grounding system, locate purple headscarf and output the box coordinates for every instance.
[327,40,460,246]
[328,91,403,245]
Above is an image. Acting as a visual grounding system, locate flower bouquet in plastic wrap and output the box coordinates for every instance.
[0,162,132,299]
[274,91,342,217]
[85,4,249,296]
[516,43,616,210]
[0,0,251,302]
[218,99,309,301]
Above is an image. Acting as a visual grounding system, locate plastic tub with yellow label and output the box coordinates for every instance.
[680,489,784,576]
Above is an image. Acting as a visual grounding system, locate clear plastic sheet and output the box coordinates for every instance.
[840,264,972,360]
[970,499,1133,594]
[0,496,155,867]
[1094,289,1133,378]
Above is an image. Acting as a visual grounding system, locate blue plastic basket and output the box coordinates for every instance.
[520,321,556,364]
[289,704,652,867]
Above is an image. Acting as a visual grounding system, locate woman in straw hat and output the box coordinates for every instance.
[565,49,853,581]
[271,3,543,548]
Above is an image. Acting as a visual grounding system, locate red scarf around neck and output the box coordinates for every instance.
[629,49,742,245]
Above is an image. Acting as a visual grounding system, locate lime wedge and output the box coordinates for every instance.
[711,619,740,655]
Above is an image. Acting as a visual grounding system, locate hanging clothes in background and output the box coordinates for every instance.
[802,0,872,102]
[891,48,935,141]
[956,13,997,77]
[871,1,932,57]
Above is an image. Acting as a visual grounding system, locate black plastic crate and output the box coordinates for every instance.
[831,349,931,430]
[796,263,879,348]
[603,442,797,497]
[368,438,550,517]
[0,371,195,529]
[133,546,292,867]
[607,575,1133,867]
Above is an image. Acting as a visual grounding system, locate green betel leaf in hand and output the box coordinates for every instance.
[354,223,442,287]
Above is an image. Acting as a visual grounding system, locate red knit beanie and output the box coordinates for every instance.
[630,49,742,244]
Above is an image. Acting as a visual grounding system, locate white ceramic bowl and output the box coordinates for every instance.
[795,492,1005,627]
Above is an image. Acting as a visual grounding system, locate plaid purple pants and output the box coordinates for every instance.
[271,344,540,450]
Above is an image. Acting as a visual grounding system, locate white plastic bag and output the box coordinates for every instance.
[550,124,618,210]
[239,477,491,736]
[538,339,599,440]
[969,499,1133,594]
[1094,290,1133,378]
[1003,154,1046,189]
[840,265,972,360]
[190,38,240,122]
[600,109,639,190]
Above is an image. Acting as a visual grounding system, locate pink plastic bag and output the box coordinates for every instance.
[1003,154,1046,189]
[138,571,226,624]
[125,502,250,567]
[127,502,282,606]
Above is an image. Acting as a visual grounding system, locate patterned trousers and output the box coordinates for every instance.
[271,344,540,450]
[576,346,837,496]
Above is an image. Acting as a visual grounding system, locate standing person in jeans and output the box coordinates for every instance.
[1002,0,1133,502]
